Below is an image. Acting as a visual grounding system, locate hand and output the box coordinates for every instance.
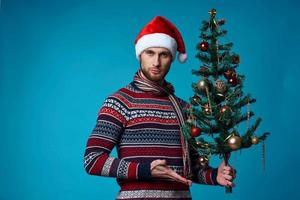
[216,160,236,187]
[150,159,192,186]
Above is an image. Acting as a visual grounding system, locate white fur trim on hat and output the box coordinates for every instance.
[135,33,177,60]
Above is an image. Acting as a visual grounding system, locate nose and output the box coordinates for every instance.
[152,55,160,67]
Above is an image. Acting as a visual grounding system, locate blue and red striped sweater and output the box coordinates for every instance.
[84,81,219,199]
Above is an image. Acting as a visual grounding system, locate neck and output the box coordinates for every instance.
[134,70,175,95]
[140,70,164,85]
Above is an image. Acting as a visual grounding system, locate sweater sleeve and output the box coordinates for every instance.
[189,139,220,185]
[83,96,151,180]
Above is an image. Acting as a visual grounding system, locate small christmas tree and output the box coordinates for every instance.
[182,9,270,193]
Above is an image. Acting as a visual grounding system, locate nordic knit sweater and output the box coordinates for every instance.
[84,82,219,200]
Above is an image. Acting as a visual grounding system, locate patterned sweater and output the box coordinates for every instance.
[84,82,219,199]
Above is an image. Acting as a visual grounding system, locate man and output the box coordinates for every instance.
[84,16,236,199]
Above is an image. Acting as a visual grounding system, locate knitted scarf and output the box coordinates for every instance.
[133,70,191,178]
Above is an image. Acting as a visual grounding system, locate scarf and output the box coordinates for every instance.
[133,70,191,178]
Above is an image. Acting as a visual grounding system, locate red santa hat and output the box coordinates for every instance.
[135,16,187,63]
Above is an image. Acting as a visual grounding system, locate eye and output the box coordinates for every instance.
[145,50,155,56]
[160,52,171,58]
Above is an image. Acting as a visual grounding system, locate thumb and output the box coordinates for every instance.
[218,159,226,173]
[219,159,225,167]
[222,159,226,165]
[218,160,224,171]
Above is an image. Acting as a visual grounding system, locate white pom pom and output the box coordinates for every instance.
[178,53,187,63]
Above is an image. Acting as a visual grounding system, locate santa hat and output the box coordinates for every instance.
[135,16,187,63]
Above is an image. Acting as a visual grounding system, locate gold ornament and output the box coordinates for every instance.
[203,104,210,114]
[196,141,205,148]
[186,118,193,124]
[215,93,226,103]
[251,136,259,144]
[196,141,209,148]
[191,95,200,105]
[227,134,242,150]
[199,155,209,166]
[197,79,208,91]
[215,79,227,93]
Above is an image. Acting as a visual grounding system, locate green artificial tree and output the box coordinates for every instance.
[182,9,270,193]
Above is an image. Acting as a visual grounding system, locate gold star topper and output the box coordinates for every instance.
[209,8,217,18]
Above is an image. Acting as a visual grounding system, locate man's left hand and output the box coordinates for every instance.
[216,160,236,187]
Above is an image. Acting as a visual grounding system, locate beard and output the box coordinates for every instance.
[139,66,170,83]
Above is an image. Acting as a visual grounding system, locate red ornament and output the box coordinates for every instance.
[218,18,226,25]
[192,95,200,102]
[223,68,236,79]
[220,105,230,114]
[185,104,192,109]
[200,66,209,77]
[228,76,238,86]
[190,126,202,137]
[200,66,209,73]
[198,41,209,51]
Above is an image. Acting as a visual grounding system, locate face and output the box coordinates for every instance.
[140,47,173,83]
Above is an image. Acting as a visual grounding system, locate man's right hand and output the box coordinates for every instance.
[150,159,192,186]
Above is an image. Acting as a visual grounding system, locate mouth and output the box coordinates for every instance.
[150,69,161,75]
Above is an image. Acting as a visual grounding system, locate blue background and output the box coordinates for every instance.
[1,0,299,199]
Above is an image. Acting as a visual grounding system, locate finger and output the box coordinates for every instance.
[222,169,231,175]
[223,169,236,177]
[226,180,235,187]
[151,166,173,178]
[162,167,192,186]
[223,174,233,181]
[168,170,192,186]
[151,163,192,186]
[220,160,226,167]
[232,169,237,178]
[227,168,236,176]
[151,159,167,170]
[154,165,170,174]
[233,169,237,175]
[156,159,167,166]
[223,166,232,171]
